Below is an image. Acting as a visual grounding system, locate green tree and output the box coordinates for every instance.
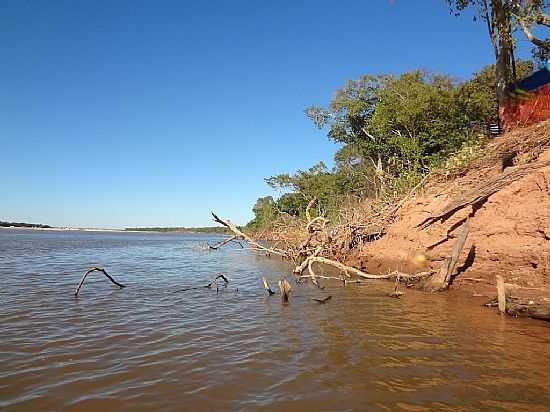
[266,162,342,216]
[306,70,473,175]
[448,0,549,103]
[457,60,534,128]
[247,196,277,230]
[276,193,305,216]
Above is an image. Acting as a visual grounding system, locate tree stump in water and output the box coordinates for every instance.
[278,278,291,304]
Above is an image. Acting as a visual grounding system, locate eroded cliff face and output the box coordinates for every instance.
[350,121,550,289]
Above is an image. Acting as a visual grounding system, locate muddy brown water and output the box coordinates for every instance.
[1,229,550,412]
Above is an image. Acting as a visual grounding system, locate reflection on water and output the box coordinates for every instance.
[1,229,550,412]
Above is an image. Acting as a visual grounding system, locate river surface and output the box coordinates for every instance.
[1,229,550,412]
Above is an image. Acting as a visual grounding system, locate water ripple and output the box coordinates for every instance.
[1,229,550,411]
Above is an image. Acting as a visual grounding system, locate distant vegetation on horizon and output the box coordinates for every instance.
[125,226,230,234]
[1,221,51,229]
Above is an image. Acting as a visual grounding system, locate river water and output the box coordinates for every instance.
[1,229,550,411]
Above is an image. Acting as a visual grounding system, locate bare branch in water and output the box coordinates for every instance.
[207,236,238,250]
[262,277,275,295]
[74,267,126,297]
[211,212,288,258]
[206,273,229,288]
[312,295,332,304]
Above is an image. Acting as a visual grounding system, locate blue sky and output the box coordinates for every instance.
[0,0,536,228]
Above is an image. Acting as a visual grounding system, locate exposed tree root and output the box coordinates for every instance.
[294,256,431,282]
[74,267,126,297]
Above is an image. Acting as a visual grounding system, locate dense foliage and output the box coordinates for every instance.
[246,61,534,230]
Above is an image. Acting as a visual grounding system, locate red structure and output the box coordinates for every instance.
[500,67,550,131]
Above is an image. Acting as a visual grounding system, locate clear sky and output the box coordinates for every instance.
[0,0,535,228]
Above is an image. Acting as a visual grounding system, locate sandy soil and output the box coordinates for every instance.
[347,120,550,295]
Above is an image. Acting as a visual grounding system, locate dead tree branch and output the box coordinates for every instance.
[536,13,550,27]
[295,256,392,280]
[423,218,470,292]
[211,212,289,258]
[206,273,229,288]
[262,277,275,295]
[175,273,229,292]
[74,267,126,297]
[312,295,332,304]
[518,16,550,51]
[207,235,237,250]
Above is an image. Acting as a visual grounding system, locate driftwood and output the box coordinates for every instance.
[419,160,550,228]
[423,218,470,292]
[211,212,288,258]
[207,236,243,250]
[312,295,332,304]
[296,256,401,280]
[176,273,229,292]
[262,277,275,296]
[506,301,550,321]
[74,267,126,297]
[206,273,229,288]
[210,204,433,292]
[494,276,550,321]
[389,274,404,298]
[278,278,292,303]
[496,275,508,314]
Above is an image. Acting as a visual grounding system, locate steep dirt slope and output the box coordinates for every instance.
[351,121,550,289]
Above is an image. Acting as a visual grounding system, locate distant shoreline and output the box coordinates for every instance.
[0,226,127,233]
[124,227,229,234]
[0,226,229,234]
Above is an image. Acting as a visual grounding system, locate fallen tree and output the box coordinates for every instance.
[211,202,434,290]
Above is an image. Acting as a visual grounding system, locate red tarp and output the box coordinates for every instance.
[501,83,550,130]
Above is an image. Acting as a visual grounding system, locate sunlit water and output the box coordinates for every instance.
[1,229,550,412]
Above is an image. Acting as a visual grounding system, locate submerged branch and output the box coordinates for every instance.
[207,236,238,250]
[74,267,126,297]
[262,277,275,295]
[207,273,229,288]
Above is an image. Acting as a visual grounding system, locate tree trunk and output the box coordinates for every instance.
[492,0,513,106]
